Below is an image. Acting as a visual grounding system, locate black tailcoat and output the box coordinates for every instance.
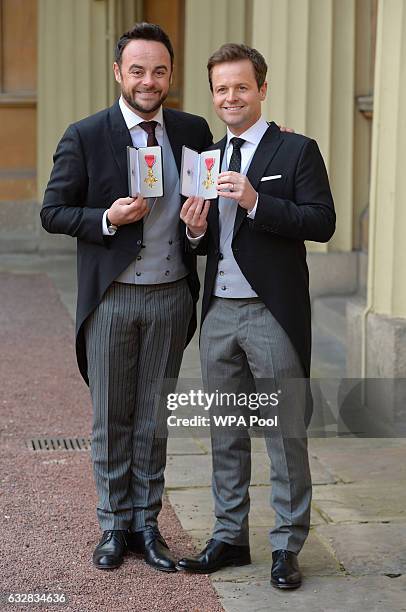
[41,100,213,383]
[199,122,335,378]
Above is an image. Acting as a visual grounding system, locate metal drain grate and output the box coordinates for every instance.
[27,437,91,451]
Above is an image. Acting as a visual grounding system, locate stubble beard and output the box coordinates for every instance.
[122,88,167,117]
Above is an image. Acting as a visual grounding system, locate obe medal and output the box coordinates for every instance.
[203,157,215,190]
[144,154,158,188]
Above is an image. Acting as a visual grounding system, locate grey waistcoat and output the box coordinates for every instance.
[213,152,258,298]
[116,125,188,285]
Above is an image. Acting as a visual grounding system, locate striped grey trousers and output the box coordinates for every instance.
[200,297,312,553]
[84,279,193,531]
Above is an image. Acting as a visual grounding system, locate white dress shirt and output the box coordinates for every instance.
[103,96,164,235]
[188,116,270,243]
[224,115,270,185]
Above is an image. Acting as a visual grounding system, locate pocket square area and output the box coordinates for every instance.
[261,174,282,181]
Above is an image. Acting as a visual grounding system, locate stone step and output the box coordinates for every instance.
[311,296,353,380]
[312,295,349,343]
[311,322,347,378]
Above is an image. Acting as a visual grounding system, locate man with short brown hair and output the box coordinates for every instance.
[177,43,335,589]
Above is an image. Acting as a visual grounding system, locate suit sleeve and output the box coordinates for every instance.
[184,231,209,256]
[199,118,214,151]
[204,124,214,149]
[182,117,213,254]
[40,124,106,246]
[252,139,336,243]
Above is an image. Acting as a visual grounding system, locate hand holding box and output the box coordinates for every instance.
[180,147,221,199]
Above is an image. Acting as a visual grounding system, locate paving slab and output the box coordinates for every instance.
[308,454,339,484]
[308,446,406,483]
[312,480,406,523]
[309,437,406,452]
[165,453,278,489]
[165,450,337,489]
[182,529,340,583]
[165,454,212,488]
[214,575,406,612]
[168,488,215,532]
[174,429,406,465]
[188,434,289,454]
[166,435,208,455]
[168,486,326,532]
[316,523,406,575]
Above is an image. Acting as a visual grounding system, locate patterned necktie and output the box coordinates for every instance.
[228,137,245,172]
[139,121,158,146]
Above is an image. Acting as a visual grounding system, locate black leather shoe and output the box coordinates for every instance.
[271,550,302,589]
[127,527,177,572]
[92,530,128,570]
[176,538,251,574]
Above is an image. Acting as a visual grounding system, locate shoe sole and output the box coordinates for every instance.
[176,559,251,574]
[270,580,302,589]
[93,562,123,570]
[93,548,128,570]
[130,550,177,572]
[146,560,177,573]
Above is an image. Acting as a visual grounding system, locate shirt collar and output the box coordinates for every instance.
[119,95,163,130]
[226,116,269,148]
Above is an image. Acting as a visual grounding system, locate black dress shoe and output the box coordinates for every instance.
[271,549,302,589]
[176,538,251,574]
[127,527,177,572]
[92,530,128,570]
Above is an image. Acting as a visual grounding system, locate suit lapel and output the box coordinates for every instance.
[245,121,282,188]
[233,121,283,237]
[107,100,133,188]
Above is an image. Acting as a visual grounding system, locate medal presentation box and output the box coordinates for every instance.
[127,145,164,198]
[180,146,221,199]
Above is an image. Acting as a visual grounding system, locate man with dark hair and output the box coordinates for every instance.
[177,43,335,589]
[41,22,212,572]
[115,22,174,66]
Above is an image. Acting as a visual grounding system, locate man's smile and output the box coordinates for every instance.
[136,91,160,96]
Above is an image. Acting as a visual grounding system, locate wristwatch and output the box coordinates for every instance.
[106,212,118,234]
